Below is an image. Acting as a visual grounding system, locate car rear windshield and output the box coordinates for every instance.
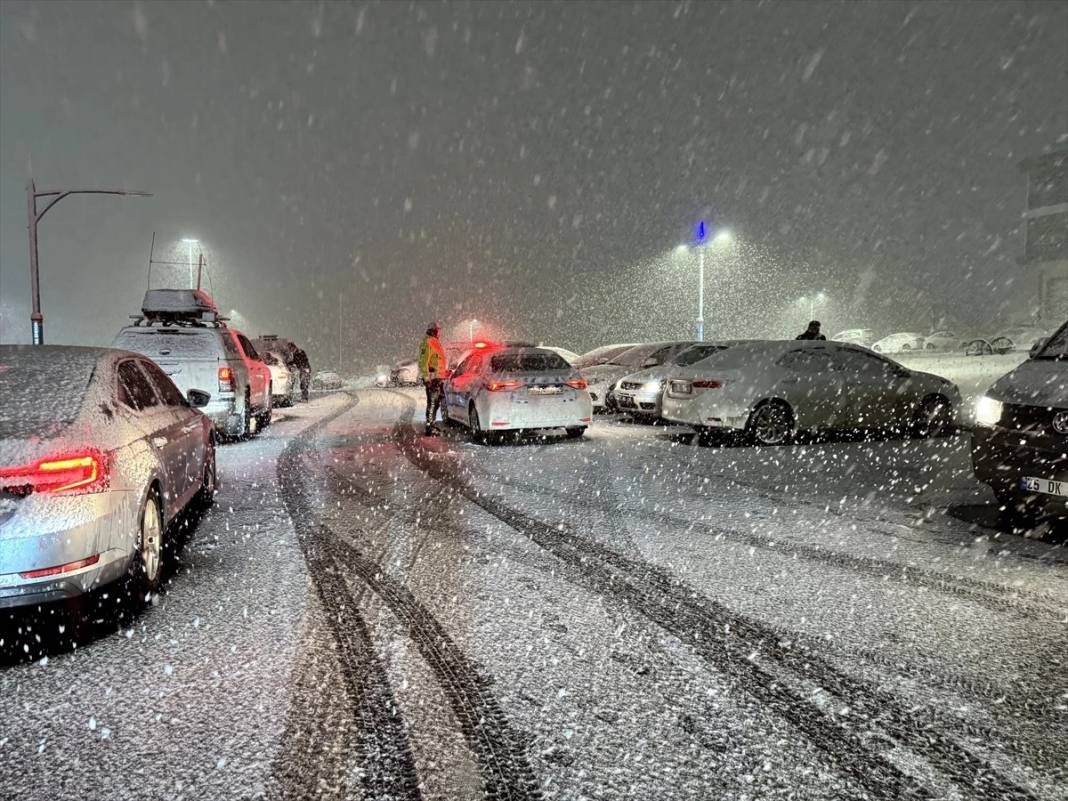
[113,328,222,359]
[1034,324,1067,360]
[606,345,663,367]
[490,352,570,373]
[574,346,627,369]
[0,349,94,424]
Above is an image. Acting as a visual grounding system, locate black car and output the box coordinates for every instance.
[972,319,1068,523]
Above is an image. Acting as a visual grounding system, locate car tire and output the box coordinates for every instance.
[901,343,912,351]
[566,426,586,439]
[925,342,936,350]
[132,488,164,599]
[914,394,953,438]
[469,404,486,444]
[745,400,794,446]
[255,389,273,432]
[240,391,252,439]
[196,442,218,510]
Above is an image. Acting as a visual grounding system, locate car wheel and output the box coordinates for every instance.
[746,401,794,446]
[915,394,952,437]
[566,426,586,439]
[240,391,252,438]
[925,342,937,350]
[469,404,486,443]
[256,389,273,431]
[133,489,164,598]
[196,442,218,510]
[901,343,911,351]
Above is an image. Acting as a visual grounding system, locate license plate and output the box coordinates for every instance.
[1020,476,1068,497]
[618,395,636,408]
[528,386,561,395]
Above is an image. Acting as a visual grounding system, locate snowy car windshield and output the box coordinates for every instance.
[490,351,570,373]
[574,346,631,369]
[674,344,730,367]
[0,348,94,425]
[1033,323,1067,360]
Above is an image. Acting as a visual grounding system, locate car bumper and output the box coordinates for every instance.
[614,387,662,415]
[0,495,136,610]
[661,394,751,430]
[203,396,243,436]
[481,393,593,431]
[972,427,1067,514]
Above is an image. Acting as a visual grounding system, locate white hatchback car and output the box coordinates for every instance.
[444,346,592,443]
[830,328,876,347]
[661,340,960,445]
[613,341,744,420]
[264,350,299,406]
[870,332,925,353]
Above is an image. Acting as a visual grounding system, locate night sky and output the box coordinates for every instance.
[1,1,1065,370]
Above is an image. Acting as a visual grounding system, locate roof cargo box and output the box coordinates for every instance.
[141,289,220,321]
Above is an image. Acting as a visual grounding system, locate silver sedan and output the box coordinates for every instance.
[0,346,217,611]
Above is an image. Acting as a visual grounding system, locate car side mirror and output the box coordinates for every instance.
[642,357,659,368]
[1029,338,1047,358]
[187,389,212,408]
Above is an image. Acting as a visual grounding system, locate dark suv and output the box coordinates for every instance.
[972,319,1068,523]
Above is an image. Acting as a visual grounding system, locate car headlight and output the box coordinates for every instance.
[643,379,665,392]
[974,396,1003,427]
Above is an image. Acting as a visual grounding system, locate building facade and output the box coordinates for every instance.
[1019,149,1068,324]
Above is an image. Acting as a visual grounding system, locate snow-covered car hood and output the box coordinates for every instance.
[617,365,675,386]
[580,364,637,385]
[986,359,1068,408]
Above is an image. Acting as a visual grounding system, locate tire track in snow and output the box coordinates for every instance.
[273,396,424,801]
[283,393,542,801]
[387,394,1042,801]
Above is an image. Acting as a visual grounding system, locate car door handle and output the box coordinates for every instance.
[152,436,168,448]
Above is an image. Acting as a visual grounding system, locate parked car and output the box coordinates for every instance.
[312,371,344,390]
[870,332,925,353]
[444,346,592,443]
[0,345,217,611]
[581,341,697,411]
[373,365,391,387]
[113,291,272,439]
[390,359,420,386]
[994,325,1049,353]
[572,343,639,370]
[613,341,746,421]
[972,319,1067,524]
[923,330,964,351]
[263,350,299,407]
[661,340,960,445]
[538,345,580,364]
[830,328,876,347]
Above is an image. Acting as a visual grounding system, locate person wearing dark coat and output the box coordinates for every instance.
[796,320,827,341]
[287,343,311,401]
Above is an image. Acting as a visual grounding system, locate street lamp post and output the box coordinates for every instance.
[799,291,828,321]
[26,179,151,344]
[677,225,732,342]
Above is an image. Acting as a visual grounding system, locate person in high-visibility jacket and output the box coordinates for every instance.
[418,322,448,435]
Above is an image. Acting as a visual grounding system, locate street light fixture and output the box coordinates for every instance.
[25,179,152,344]
[677,225,733,341]
[798,291,828,321]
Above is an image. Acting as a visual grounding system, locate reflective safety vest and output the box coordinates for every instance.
[419,335,446,380]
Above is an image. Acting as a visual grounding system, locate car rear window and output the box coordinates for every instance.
[490,352,570,373]
[113,328,222,359]
[0,349,95,424]
[1034,323,1067,360]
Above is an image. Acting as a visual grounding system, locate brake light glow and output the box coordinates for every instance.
[474,341,489,349]
[565,379,588,389]
[0,451,107,496]
[20,554,100,579]
[218,366,234,392]
[487,380,523,392]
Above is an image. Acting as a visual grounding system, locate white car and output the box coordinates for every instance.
[870,332,925,353]
[994,326,1049,352]
[580,341,696,411]
[444,346,592,443]
[0,346,217,613]
[661,340,960,445]
[612,341,744,420]
[312,371,344,390]
[538,345,580,364]
[922,330,964,351]
[830,328,876,347]
[391,359,420,386]
[264,350,299,406]
[572,344,639,370]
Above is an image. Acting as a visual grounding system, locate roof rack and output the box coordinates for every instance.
[136,289,227,327]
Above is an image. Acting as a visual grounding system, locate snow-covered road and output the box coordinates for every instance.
[2,388,1065,801]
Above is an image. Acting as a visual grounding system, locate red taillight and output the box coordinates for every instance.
[0,451,107,496]
[474,341,489,349]
[487,380,523,392]
[218,366,234,392]
[692,380,724,389]
[566,379,588,390]
[20,554,100,580]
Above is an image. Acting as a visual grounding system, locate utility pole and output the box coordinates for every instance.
[338,293,343,369]
[26,179,151,344]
